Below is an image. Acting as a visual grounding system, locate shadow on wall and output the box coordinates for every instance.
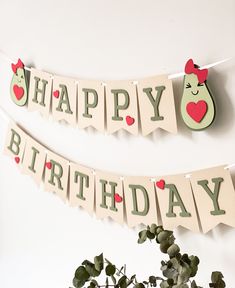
[207,67,235,136]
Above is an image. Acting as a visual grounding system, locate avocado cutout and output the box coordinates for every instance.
[181,59,215,131]
[10,58,28,106]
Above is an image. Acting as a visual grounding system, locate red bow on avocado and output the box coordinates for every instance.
[11,58,24,74]
[185,59,208,84]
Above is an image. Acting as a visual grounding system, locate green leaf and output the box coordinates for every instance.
[160,240,171,253]
[91,280,98,286]
[167,278,174,285]
[73,277,86,288]
[210,271,226,288]
[94,253,104,272]
[150,224,157,234]
[106,264,116,276]
[178,263,192,284]
[135,283,145,288]
[149,276,156,283]
[157,231,173,243]
[191,280,198,288]
[189,256,200,266]
[138,230,147,244]
[118,275,127,288]
[88,282,96,288]
[160,280,170,288]
[147,230,155,240]
[211,271,224,283]
[75,266,90,282]
[167,244,180,257]
[85,263,100,277]
[82,260,93,266]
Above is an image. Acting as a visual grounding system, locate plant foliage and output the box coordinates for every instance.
[71,224,226,288]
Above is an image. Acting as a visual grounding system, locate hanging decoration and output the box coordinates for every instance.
[10,58,28,106]
[181,59,216,130]
[6,56,227,136]
[3,121,235,234]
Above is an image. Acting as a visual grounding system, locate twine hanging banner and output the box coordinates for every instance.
[3,54,230,136]
[3,121,235,233]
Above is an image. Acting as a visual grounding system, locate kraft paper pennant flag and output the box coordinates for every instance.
[28,68,53,117]
[95,170,124,224]
[4,122,27,170]
[22,136,47,185]
[44,150,70,202]
[69,163,95,215]
[123,176,158,227]
[155,174,200,233]
[137,75,177,136]
[78,80,105,132]
[52,75,77,126]
[190,165,235,233]
[106,80,138,135]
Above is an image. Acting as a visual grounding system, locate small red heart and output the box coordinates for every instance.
[126,116,135,126]
[186,100,208,123]
[13,85,24,100]
[53,90,59,98]
[45,162,52,169]
[156,179,165,190]
[114,193,123,203]
[14,156,20,164]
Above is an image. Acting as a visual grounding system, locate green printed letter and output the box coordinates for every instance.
[7,129,21,155]
[111,89,130,121]
[166,184,191,217]
[99,179,118,211]
[143,86,165,121]
[32,76,48,106]
[56,84,73,114]
[82,88,98,118]
[74,171,89,200]
[130,184,149,216]
[197,178,225,215]
[48,160,64,190]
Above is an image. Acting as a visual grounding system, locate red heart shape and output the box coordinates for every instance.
[114,193,123,203]
[126,116,135,126]
[13,85,24,100]
[53,90,59,98]
[14,156,20,164]
[156,179,165,190]
[45,162,52,169]
[186,100,208,123]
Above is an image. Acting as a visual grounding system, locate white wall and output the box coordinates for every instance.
[0,0,235,287]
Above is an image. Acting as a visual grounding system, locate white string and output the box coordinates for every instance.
[168,58,231,79]
[0,50,231,81]
[224,163,235,170]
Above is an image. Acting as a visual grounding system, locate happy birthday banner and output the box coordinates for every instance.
[4,121,235,233]
[8,57,227,135]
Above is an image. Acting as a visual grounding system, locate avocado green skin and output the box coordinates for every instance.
[181,73,216,131]
[10,67,28,106]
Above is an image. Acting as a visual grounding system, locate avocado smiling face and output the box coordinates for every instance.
[181,59,215,131]
[10,59,28,106]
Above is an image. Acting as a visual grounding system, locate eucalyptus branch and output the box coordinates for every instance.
[71,224,226,288]
[105,259,133,283]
